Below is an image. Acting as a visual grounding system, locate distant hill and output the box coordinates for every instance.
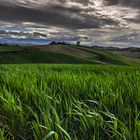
[0,45,140,65]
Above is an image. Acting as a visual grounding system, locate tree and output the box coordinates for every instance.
[77,41,80,46]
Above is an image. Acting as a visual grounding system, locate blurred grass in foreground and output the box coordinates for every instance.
[0,64,140,140]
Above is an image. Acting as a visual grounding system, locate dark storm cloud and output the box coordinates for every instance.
[0,1,118,29]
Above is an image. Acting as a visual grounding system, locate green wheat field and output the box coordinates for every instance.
[0,64,140,140]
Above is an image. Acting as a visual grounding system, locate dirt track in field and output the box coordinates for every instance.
[32,45,95,58]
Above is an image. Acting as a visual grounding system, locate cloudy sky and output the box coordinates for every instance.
[0,0,140,47]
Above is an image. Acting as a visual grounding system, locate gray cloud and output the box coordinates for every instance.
[104,0,140,8]
[0,0,139,30]
[0,0,139,45]
[0,30,47,39]
[126,14,140,24]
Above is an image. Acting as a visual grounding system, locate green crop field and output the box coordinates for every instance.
[0,64,140,140]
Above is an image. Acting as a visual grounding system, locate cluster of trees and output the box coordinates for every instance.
[0,43,9,46]
[49,41,71,45]
[0,43,20,47]
[50,41,81,46]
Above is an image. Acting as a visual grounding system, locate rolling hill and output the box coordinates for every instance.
[0,45,140,65]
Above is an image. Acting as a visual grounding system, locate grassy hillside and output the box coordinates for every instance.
[0,64,140,140]
[0,45,139,65]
